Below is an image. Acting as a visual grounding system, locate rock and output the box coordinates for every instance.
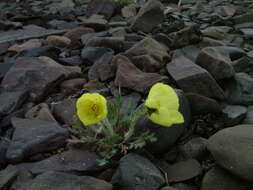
[112,153,165,190]
[86,37,125,53]
[226,72,253,105]
[217,6,236,18]
[172,183,197,190]
[0,138,10,169]
[86,0,119,20]
[0,59,16,81]
[169,25,201,48]
[186,93,221,115]
[45,35,71,48]
[64,26,95,43]
[20,149,100,175]
[207,125,253,182]
[47,19,78,30]
[79,15,108,31]
[0,165,19,190]
[240,28,253,38]
[88,51,114,81]
[201,26,232,40]
[125,37,170,71]
[222,105,247,127]
[19,171,112,190]
[25,103,57,123]
[0,42,10,55]
[8,39,42,53]
[1,56,81,102]
[52,98,76,125]
[0,25,67,46]
[83,80,106,91]
[130,0,164,33]
[167,55,225,100]
[173,46,200,63]
[233,12,253,24]
[231,56,253,73]
[243,106,253,124]
[6,118,69,163]
[114,55,167,93]
[59,56,82,66]
[135,89,191,154]
[0,90,27,118]
[60,78,86,95]
[179,137,208,161]
[164,159,202,182]
[210,46,246,61]
[196,47,234,80]
[122,4,137,18]
[199,37,226,47]
[161,186,177,190]
[81,47,114,66]
[81,31,108,45]
[201,166,249,190]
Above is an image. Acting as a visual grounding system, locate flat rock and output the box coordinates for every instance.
[196,47,234,80]
[0,25,67,45]
[243,106,253,124]
[131,0,164,33]
[86,37,125,52]
[222,105,247,127]
[164,159,202,182]
[18,171,113,190]
[201,166,249,190]
[79,15,109,31]
[8,39,42,53]
[114,55,167,93]
[112,153,165,190]
[19,149,100,175]
[167,55,225,100]
[207,125,253,182]
[1,56,81,102]
[6,118,69,163]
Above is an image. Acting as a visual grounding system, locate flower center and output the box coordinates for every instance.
[91,104,99,116]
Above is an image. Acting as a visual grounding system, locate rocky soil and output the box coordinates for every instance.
[0,0,253,189]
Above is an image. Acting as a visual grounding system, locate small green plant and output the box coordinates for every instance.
[71,83,184,165]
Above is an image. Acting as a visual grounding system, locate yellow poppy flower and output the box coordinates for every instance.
[145,83,184,127]
[76,93,107,126]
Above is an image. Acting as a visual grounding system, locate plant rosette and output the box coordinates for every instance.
[71,83,184,165]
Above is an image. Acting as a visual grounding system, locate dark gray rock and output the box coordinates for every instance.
[167,55,225,100]
[86,37,125,53]
[226,72,253,105]
[88,51,114,81]
[179,137,208,161]
[0,138,10,169]
[131,0,164,33]
[186,93,221,115]
[18,171,113,190]
[81,47,114,66]
[0,59,15,81]
[222,105,247,127]
[164,159,202,182]
[52,98,76,125]
[19,149,100,175]
[6,118,69,163]
[196,47,234,80]
[201,166,249,190]
[207,125,253,182]
[243,106,253,124]
[135,89,191,154]
[0,90,27,118]
[211,46,246,61]
[161,186,177,190]
[0,165,18,190]
[125,37,170,72]
[231,56,253,73]
[79,15,108,31]
[1,57,81,102]
[172,183,197,190]
[112,153,165,190]
[59,56,82,66]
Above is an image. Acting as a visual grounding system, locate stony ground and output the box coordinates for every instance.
[0,0,253,189]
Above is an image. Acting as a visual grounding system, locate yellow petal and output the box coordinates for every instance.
[149,107,184,127]
[76,93,107,126]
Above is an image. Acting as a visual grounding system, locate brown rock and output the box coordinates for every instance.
[83,80,106,90]
[121,4,137,18]
[45,35,71,48]
[8,39,42,53]
[114,55,167,93]
[64,27,95,42]
[60,78,86,94]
